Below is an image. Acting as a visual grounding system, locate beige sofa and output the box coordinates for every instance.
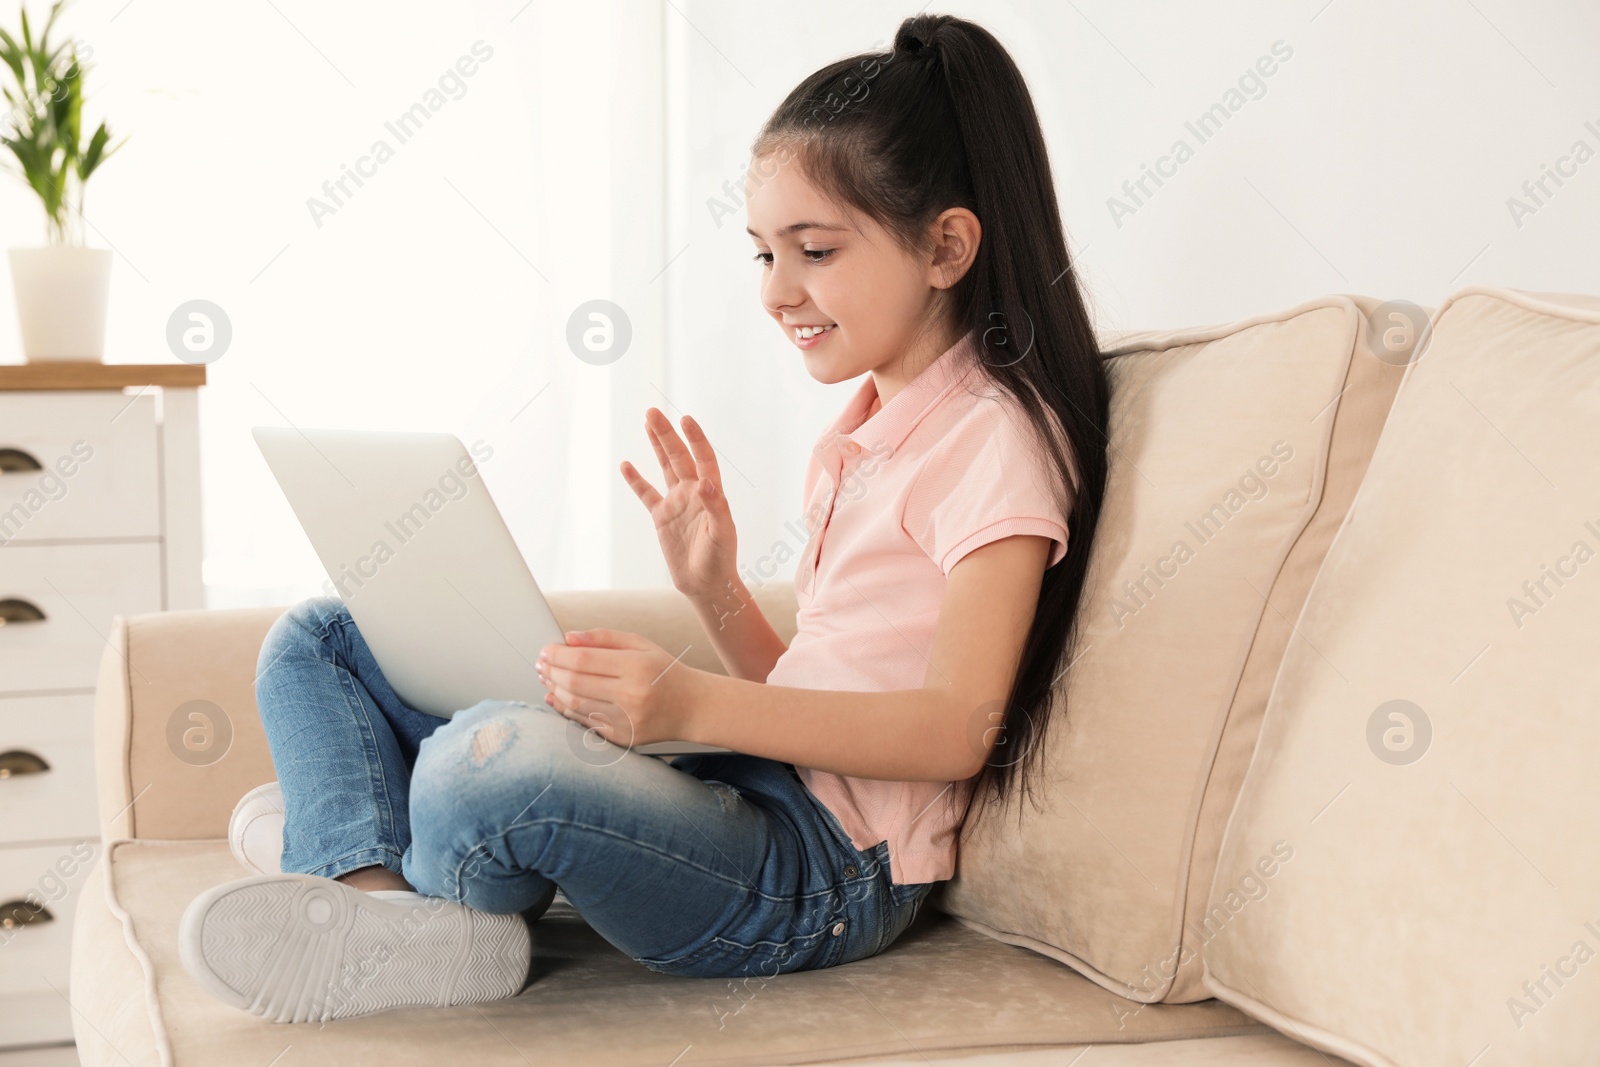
[70,287,1600,1066]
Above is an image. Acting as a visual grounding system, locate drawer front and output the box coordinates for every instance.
[0,694,97,844]
[0,542,164,692]
[0,989,73,1047]
[0,390,161,542]
[0,839,97,998]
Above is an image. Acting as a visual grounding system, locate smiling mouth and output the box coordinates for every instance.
[793,323,837,341]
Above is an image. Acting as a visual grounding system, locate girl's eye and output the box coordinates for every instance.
[750,249,835,265]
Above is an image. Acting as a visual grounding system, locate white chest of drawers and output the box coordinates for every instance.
[0,362,205,1049]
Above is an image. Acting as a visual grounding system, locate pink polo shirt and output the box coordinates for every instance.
[766,328,1075,884]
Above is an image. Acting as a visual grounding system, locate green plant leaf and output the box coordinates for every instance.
[0,30,24,85]
[51,68,80,155]
[39,0,64,50]
[0,0,103,238]
[91,130,127,174]
[77,118,106,177]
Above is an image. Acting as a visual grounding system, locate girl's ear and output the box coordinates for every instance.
[928,208,982,291]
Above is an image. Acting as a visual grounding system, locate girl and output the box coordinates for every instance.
[179,13,1107,1023]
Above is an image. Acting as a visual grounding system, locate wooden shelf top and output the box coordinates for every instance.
[0,362,208,391]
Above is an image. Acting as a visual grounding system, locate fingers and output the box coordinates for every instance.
[679,414,726,498]
[539,654,635,744]
[537,631,647,681]
[547,689,632,743]
[646,408,699,486]
[644,411,679,490]
[679,417,736,540]
[619,460,663,511]
[539,645,623,716]
[566,628,653,651]
[636,410,730,526]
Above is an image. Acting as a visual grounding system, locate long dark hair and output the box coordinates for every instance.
[752,14,1110,829]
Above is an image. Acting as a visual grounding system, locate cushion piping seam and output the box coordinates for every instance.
[1167,297,1370,1000]
[100,837,176,1067]
[118,616,136,840]
[1202,972,1399,1067]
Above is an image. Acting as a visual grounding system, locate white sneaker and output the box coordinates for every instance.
[226,781,563,923]
[178,874,533,1023]
[229,782,285,876]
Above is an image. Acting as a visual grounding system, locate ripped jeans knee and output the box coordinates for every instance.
[408,699,549,805]
[425,698,537,766]
[706,780,741,813]
[467,715,518,767]
[401,699,565,910]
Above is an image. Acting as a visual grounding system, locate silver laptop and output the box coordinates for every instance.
[253,425,718,755]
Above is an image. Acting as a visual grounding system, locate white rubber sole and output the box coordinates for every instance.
[178,874,532,1023]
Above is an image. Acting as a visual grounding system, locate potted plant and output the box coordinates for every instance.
[0,0,123,362]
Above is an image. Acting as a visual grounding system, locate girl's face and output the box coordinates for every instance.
[745,152,961,386]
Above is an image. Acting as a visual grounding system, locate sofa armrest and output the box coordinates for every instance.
[93,581,799,842]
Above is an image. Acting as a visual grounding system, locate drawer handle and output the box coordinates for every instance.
[0,899,53,929]
[0,749,50,777]
[0,447,43,473]
[0,598,46,625]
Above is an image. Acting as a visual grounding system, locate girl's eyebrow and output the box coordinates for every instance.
[745,221,849,239]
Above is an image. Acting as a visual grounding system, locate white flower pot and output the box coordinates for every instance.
[8,245,114,362]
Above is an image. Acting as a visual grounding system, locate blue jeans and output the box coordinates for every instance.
[253,596,936,979]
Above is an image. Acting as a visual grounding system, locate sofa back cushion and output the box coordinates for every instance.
[1201,288,1600,1064]
[935,294,1408,1002]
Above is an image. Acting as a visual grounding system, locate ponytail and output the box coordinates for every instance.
[753,15,1111,828]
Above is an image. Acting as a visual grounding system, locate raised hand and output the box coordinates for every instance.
[620,408,737,601]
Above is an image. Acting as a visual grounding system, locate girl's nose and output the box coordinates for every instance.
[761,257,805,314]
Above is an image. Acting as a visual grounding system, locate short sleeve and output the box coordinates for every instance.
[901,399,1072,576]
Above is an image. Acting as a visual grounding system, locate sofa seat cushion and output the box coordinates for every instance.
[71,839,1308,1067]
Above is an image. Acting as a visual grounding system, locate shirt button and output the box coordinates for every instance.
[832,922,846,936]
[840,439,860,455]
[843,864,858,878]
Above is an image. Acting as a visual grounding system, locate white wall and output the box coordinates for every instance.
[665,0,1600,608]
[0,0,1593,605]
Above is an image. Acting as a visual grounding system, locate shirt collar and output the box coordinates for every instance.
[815,327,982,462]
